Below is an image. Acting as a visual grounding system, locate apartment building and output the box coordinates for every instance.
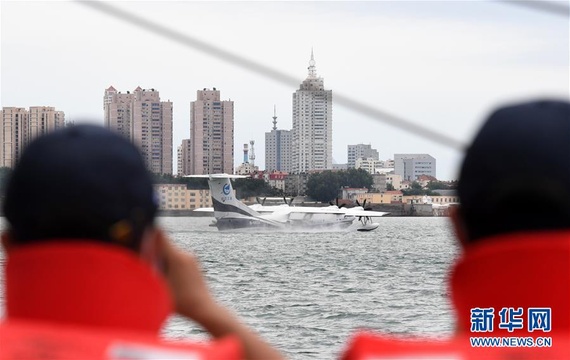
[177,139,191,176]
[104,86,173,175]
[189,88,234,175]
[1,106,65,168]
[347,144,379,169]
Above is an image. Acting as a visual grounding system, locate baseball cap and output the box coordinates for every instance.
[2,124,158,250]
[457,99,570,242]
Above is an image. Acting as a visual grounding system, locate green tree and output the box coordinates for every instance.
[233,178,280,199]
[306,171,340,202]
[386,183,395,191]
[402,181,441,196]
[426,180,450,190]
[306,169,374,202]
[151,173,209,189]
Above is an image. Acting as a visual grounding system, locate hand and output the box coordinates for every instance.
[154,229,284,359]
[154,229,219,321]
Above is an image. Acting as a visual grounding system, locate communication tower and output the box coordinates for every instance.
[249,140,255,166]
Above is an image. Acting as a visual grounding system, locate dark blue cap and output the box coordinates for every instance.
[458,99,570,242]
[3,125,157,250]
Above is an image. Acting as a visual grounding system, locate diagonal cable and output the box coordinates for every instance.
[77,1,470,150]
[496,0,570,17]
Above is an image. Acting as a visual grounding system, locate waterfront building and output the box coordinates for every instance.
[104,86,173,175]
[355,190,403,204]
[1,106,65,168]
[264,170,288,193]
[341,188,368,202]
[394,154,436,181]
[347,144,379,169]
[371,173,388,193]
[291,51,333,173]
[154,184,212,210]
[265,106,292,172]
[189,88,234,175]
[386,173,403,190]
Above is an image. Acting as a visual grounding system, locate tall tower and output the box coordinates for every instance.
[265,106,292,172]
[249,140,255,167]
[189,88,234,175]
[291,50,333,173]
[104,86,173,175]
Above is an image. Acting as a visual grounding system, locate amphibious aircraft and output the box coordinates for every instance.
[189,174,388,232]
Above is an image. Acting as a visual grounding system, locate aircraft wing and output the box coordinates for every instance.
[193,207,214,212]
[184,173,247,179]
[284,206,346,214]
[343,209,389,217]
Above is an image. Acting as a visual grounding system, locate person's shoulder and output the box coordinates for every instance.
[0,319,242,360]
[341,331,570,360]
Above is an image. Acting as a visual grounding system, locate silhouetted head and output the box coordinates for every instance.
[2,124,157,252]
[456,99,570,243]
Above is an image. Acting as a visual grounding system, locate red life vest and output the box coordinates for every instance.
[342,231,570,359]
[1,241,242,359]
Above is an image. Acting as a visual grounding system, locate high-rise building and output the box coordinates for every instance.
[347,144,379,168]
[104,86,173,175]
[189,88,234,175]
[265,106,292,172]
[1,106,65,168]
[177,139,191,176]
[291,51,332,173]
[394,154,436,181]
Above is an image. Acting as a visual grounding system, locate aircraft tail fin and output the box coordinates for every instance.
[186,174,260,217]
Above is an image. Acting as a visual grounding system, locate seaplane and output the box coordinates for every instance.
[188,174,389,232]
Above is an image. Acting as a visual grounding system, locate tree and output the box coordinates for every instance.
[401,181,440,196]
[306,169,374,202]
[151,173,209,189]
[426,180,451,190]
[306,171,340,202]
[232,178,280,199]
[386,183,395,191]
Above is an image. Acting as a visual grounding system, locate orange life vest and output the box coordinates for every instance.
[1,241,242,359]
[342,231,570,359]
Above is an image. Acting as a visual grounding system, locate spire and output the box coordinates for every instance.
[272,105,277,130]
[308,48,317,78]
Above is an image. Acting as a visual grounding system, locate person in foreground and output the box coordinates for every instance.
[342,99,569,359]
[0,125,283,359]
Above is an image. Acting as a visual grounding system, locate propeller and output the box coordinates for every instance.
[330,198,346,208]
[356,199,372,210]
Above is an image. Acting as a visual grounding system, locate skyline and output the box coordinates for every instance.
[2,1,568,180]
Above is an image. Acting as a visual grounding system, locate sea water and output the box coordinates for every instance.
[0,216,460,359]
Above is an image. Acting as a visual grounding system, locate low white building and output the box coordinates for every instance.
[154,184,212,210]
[355,158,385,173]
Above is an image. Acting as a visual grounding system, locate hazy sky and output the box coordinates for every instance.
[2,1,568,180]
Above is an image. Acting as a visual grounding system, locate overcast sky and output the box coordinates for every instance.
[2,0,568,180]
